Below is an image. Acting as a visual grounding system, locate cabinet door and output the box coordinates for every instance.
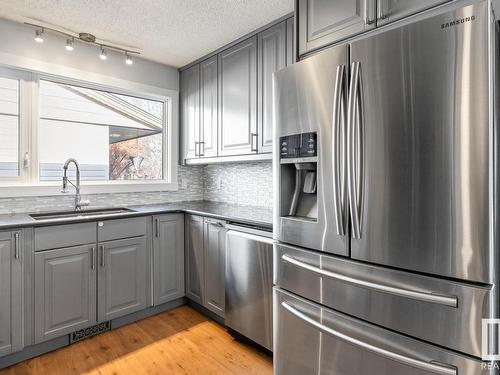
[153,214,185,306]
[0,231,22,356]
[378,0,452,25]
[181,64,200,160]
[297,0,376,57]
[258,22,286,154]
[200,56,218,158]
[286,17,296,66]
[34,244,96,344]
[203,219,226,317]
[97,237,147,322]
[218,36,258,156]
[185,215,204,304]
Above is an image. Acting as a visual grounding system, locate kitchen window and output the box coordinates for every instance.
[0,67,177,195]
[39,80,165,182]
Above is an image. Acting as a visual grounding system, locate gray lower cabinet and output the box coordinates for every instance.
[97,237,147,322]
[297,0,376,56]
[0,231,23,356]
[34,244,96,344]
[218,36,258,156]
[258,21,286,154]
[185,215,226,318]
[203,219,226,317]
[153,214,185,306]
[185,215,205,304]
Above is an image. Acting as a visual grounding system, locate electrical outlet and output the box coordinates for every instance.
[216,177,223,191]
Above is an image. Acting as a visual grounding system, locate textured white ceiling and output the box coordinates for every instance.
[0,0,294,68]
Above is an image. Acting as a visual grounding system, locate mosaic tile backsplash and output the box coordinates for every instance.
[0,161,273,214]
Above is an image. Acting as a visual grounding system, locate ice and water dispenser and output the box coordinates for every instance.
[279,132,318,221]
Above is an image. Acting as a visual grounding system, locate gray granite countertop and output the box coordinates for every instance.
[0,201,273,231]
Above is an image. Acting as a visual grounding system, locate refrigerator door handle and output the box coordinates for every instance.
[281,254,458,308]
[281,302,458,375]
[332,64,346,236]
[347,61,363,239]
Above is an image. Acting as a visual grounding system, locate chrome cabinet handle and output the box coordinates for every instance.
[155,218,160,238]
[282,254,458,307]
[281,302,457,375]
[250,133,258,152]
[100,245,105,267]
[364,0,376,25]
[199,141,205,156]
[14,232,20,259]
[347,61,363,239]
[194,141,199,156]
[378,0,388,20]
[91,247,96,270]
[332,64,346,236]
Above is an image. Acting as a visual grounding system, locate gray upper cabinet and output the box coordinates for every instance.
[286,17,296,66]
[153,214,185,306]
[199,56,219,158]
[297,0,376,56]
[0,231,23,356]
[258,22,286,154]
[97,236,147,322]
[377,0,452,25]
[218,36,258,156]
[181,64,200,160]
[203,219,226,317]
[34,244,96,344]
[296,0,454,57]
[185,215,205,304]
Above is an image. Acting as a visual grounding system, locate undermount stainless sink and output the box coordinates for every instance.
[30,208,136,221]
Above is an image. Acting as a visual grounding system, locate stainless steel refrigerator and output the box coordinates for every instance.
[273,1,499,374]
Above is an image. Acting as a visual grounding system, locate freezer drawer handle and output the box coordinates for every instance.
[281,301,458,375]
[281,254,458,308]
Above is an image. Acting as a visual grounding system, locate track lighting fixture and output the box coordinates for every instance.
[25,22,140,65]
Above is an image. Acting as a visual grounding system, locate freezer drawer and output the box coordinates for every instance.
[274,243,492,357]
[274,288,490,375]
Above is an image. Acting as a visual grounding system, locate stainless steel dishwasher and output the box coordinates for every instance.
[225,224,274,351]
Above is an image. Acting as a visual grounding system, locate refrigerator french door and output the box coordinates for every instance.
[273,0,497,374]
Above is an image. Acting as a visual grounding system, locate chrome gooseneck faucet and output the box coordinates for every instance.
[61,158,90,211]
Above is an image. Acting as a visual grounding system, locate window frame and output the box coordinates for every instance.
[0,67,179,197]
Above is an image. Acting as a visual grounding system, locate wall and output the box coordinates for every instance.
[203,161,272,207]
[0,161,273,214]
[0,18,273,214]
[0,18,178,92]
[0,165,204,214]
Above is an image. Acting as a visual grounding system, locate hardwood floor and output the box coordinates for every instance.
[1,306,273,375]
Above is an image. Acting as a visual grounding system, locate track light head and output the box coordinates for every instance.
[65,38,74,51]
[34,29,44,43]
[125,53,133,65]
[99,47,107,60]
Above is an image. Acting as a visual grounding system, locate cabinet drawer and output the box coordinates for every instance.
[35,222,96,251]
[97,217,147,242]
[274,243,492,357]
[274,288,486,375]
